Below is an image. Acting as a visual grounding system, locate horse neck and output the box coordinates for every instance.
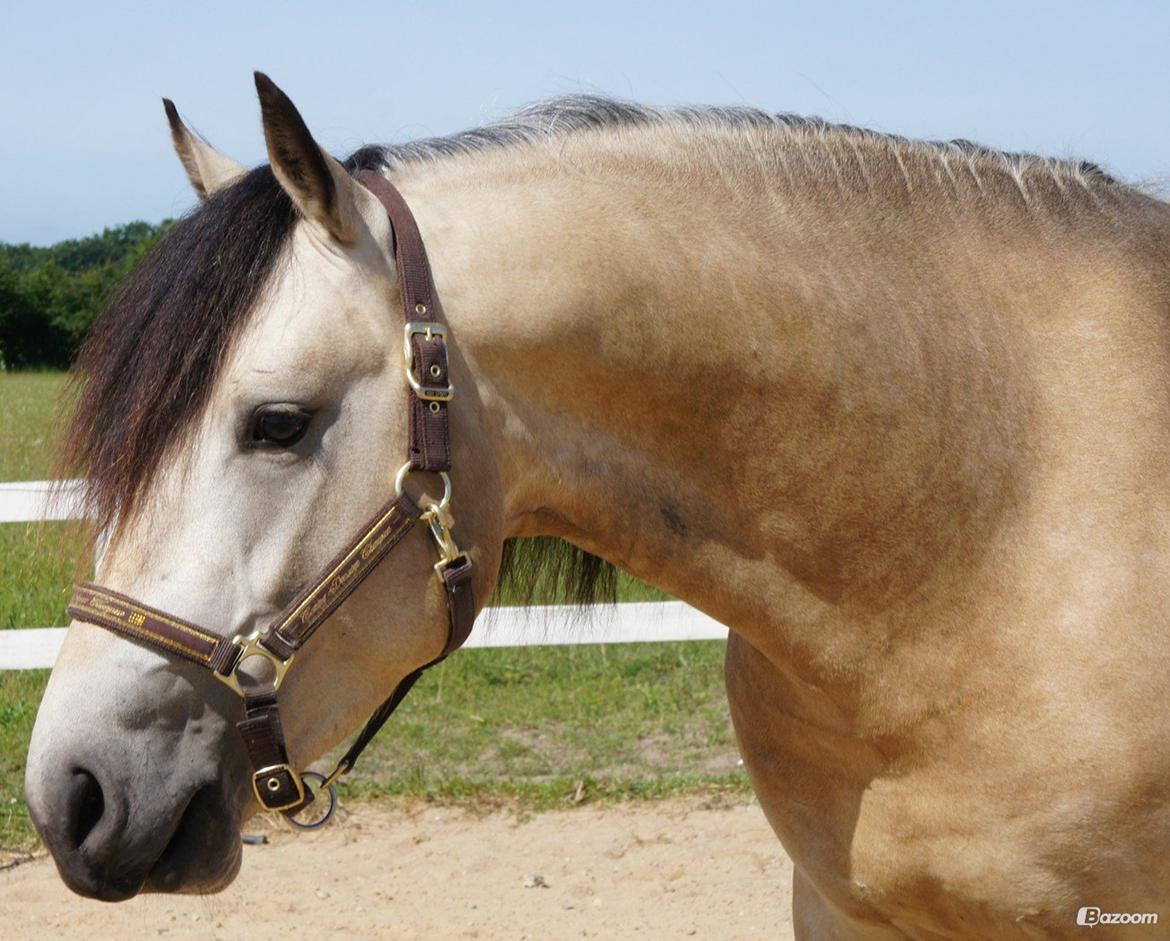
[393,145,1139,684]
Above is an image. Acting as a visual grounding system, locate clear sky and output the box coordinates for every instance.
[2,0,1166,245]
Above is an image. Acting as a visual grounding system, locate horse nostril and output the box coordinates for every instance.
[70,769,105,849]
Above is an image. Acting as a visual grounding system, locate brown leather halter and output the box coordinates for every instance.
[66,171,476,827]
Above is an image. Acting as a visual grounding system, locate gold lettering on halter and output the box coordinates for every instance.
[90,597,127,619]
[280,504,413,638]
[86,594,144,630]
[360,524,396,560]
[302,595,330,626]
[313,514,399,614]
[329,560,361,596]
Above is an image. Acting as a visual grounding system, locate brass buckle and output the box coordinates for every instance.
[403,322,454,401]
[215,629,294,696]
[252,763,306,811]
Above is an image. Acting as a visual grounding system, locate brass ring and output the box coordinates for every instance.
[393,461,451,513]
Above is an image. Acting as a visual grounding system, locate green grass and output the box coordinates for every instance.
[318,637,742,822]
[0,670,46,849]
[0,371,70,481]
[0,371,741,851]
[329,638,736,790]
[0,524,85,630]
[1,372,82,633]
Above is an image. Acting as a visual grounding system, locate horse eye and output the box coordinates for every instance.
[250,407,311,448]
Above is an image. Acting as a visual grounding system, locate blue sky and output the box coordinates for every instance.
[1,1,1166,244]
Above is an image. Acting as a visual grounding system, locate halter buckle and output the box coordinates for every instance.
[252,763,306,811]
[404,322,454,401]
[216,629,294,696]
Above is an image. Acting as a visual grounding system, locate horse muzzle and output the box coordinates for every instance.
[26,736,243,899]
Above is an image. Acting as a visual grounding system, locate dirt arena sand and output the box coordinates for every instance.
[2,797,795,939]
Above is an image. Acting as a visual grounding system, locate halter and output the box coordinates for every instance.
[65,171,476,828]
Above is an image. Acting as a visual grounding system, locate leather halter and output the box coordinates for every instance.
[66,171,476,824]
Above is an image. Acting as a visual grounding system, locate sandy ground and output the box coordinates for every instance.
[1,798,795,940]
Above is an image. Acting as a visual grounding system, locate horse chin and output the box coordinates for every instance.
[141,784,243,895]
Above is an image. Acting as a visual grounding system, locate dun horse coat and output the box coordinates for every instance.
[24,75,1170,938]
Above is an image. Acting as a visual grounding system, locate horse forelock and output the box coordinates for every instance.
[58,165,298,542]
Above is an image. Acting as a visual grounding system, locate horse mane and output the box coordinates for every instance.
[58,95,1132,605]
[356,94,1122,201]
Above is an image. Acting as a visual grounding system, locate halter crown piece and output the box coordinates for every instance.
[66,171,476,828]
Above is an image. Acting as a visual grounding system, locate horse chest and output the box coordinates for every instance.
[723,633,1160,938]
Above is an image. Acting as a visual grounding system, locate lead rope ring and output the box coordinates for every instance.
[286,772,338,831]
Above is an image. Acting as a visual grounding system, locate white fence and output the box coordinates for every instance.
[0,481,728,670]
[0,479,85,523]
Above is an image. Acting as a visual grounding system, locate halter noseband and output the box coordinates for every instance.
[66,171,476,827]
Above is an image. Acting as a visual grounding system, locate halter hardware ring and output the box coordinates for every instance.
[286,771,338,831]
[215,629,294,696]
[394,462,451,514]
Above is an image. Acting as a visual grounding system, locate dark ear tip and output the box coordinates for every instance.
[254,71,277,97]
[162,98,185,136]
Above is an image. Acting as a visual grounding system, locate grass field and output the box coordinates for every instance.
[0,371,70,482]
[0,371,742,850]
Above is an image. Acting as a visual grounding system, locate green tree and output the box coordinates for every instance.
[0,256,71,368]
[0,221,171,369]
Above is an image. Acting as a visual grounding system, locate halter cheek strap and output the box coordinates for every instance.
[66,171,476,824]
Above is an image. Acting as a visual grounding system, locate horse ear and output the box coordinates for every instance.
[254,72,361,244]
[162,99,246,201]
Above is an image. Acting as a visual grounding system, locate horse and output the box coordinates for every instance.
[23,73,1170,938]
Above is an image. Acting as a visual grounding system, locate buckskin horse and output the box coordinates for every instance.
[23,74,1170,938]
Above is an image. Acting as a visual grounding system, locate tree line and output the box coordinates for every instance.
[0,221,171,369]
